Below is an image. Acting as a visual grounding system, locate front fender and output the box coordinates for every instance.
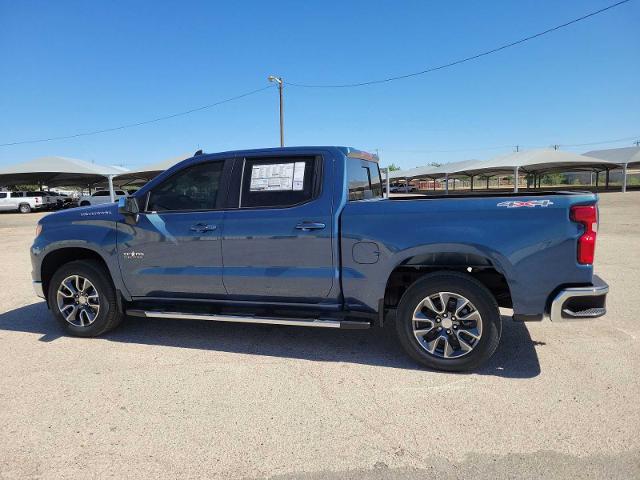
[31,218,131,300]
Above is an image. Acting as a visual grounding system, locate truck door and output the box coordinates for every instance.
[117,158,232,298]
[221,153,339,303]
[0,192,11,211]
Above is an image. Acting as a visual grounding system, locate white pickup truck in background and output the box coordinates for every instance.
[0,191,52,213]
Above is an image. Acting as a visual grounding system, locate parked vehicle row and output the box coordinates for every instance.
[0,188,139,213]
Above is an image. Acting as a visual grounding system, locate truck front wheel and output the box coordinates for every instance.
[395,272,501,372]
[47,260,124,337]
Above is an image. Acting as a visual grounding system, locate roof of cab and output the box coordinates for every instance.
[186,146,378,162]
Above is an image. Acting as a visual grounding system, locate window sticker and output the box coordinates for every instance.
[250,162,306,192]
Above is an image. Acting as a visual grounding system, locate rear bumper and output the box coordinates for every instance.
[549,275,609,322]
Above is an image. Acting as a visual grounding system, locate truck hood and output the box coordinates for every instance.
[39,202,119,226]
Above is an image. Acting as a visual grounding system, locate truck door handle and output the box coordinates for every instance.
[295,222,326,231]
[189,223,217,232]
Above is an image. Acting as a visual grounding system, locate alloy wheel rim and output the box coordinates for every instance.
[56,275,100,327]
[412,291,483,358]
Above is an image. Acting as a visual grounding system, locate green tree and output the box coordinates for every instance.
[7,184,40,191]
[387,163,401,171]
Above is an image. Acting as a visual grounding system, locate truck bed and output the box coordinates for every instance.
[389,190,592,200]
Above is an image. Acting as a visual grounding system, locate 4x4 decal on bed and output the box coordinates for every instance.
[497,200,554,208]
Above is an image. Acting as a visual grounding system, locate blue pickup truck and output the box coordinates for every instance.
[31,147,608,371]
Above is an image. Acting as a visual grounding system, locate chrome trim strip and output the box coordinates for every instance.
[129,310,344,328]
[33,281,45,299]
[549,276,609,322]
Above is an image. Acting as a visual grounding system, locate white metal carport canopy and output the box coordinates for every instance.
[0,156,125,201]
[387,160,483,193]
[454,149,621,192]
[583,146,640,193]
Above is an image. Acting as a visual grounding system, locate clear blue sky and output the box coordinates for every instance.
[0,0,638,170]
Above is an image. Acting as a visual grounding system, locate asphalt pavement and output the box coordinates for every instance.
[1,192,638,479]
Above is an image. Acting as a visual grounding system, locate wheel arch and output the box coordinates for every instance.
[382,250,513,312]
[41,247,112,302]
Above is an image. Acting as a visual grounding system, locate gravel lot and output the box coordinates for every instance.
[1,193,639,479]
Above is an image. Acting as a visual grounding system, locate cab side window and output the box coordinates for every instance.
[347,159,383,201]
[147,161,224,212]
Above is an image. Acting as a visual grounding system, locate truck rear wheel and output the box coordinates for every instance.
[395,272,501,372]
[19,203,31,213]
[47,260,124,337]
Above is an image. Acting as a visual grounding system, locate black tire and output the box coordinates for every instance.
[18,203,31,213]
[79,201,90,207]
[395,271,501,372]
[47,260,124,337]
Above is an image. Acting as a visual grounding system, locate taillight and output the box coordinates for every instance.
[35,197,40,203]
[571,205,597,265]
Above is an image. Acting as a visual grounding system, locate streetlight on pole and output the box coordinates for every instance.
[268,75,284,147]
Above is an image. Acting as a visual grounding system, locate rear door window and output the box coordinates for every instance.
[239,156,318,208]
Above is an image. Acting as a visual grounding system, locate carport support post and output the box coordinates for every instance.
[486,176,490,190]
[513,166,519,193]
[622,163,628,193]
[605,169,610,190]
[404,177,409,194]
[108,175,116,202]
[595,170,599,191]
[385,169,390,198]
[445,173,449,195]
[470,175,474,192]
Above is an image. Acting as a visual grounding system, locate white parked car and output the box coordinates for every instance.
[0,191,51,213]
[78,190,127,207]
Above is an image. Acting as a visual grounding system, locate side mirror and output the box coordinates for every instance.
[118,196,140,216]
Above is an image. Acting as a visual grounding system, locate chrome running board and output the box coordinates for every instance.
[126,309,370,329]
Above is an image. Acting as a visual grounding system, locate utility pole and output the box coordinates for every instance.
[514,145,519,152]
[268,76,284,147]
[634,140,640,147]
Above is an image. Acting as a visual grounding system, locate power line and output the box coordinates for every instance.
[285,0,632,88]
[561,135,640,147]
[0,85,274,147]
